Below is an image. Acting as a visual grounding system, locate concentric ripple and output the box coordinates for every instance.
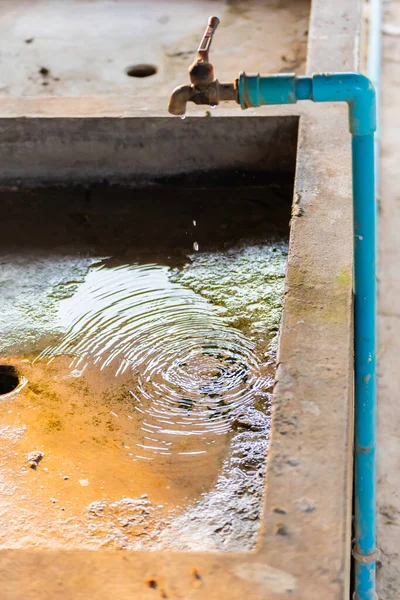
[38,263,267,457]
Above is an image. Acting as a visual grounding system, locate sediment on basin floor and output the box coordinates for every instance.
[0,182,291,550]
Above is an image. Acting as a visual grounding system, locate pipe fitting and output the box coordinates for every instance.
[238,72,376,136]
[238,73,298,108]
[311,73,376,136]
[352,547,380,564]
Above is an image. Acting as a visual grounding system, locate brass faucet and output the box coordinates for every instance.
[168,17,238,116]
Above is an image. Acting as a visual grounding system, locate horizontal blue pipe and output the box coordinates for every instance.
[238,72,377,600]
[238,72,376,135]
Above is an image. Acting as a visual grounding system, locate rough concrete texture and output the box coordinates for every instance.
[0,0,308,186]
[377,1,400,598]
[0,114,298,186]
[0,0,309,97]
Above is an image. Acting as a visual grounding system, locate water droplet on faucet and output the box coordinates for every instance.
[210,104,216,109]
[180,115,186,120]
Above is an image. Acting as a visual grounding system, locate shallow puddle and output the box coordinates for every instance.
[0,185,289,550]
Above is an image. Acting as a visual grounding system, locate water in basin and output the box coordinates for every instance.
[0,183,289,550]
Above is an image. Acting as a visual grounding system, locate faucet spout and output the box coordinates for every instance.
[168,84,194,116]
[168,81,238,116]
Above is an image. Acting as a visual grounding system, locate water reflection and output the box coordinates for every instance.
[38,263,267,459]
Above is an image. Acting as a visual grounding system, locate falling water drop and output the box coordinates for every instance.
[193,220,197,227]
[193,241,199,252]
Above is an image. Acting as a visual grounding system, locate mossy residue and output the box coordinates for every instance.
[170,241,288,356]
[0,255,98,354]
[336,267,352,287]
[286,264,352,323]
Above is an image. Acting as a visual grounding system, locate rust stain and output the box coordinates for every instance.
[0,355,227,549]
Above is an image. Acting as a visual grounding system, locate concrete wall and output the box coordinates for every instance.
[0,114,297,186]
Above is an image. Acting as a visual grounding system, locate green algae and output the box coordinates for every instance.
[170,240,288,356]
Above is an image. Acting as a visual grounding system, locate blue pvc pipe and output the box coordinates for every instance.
[352,133,377,600]
[237,72,377,600]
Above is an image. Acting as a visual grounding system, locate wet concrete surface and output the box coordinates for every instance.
[0,0,309,98]
[0,182,290,550]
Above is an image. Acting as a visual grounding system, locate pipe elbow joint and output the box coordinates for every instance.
[237,72,376,136]
[348,74,376,136]
[311,73,376,136]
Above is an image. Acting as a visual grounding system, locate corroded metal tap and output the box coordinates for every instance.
[168,16,238,115]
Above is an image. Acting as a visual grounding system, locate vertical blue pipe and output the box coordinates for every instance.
[352,134,377,600]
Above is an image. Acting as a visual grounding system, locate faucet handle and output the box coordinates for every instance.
[197,16,220,61]
[168,16,238,115]
[189,16,220,88]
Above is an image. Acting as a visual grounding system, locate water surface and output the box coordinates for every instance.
[0,184,289,549]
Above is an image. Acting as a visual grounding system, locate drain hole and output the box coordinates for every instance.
[125,64,157,78]
[0,366,20,395]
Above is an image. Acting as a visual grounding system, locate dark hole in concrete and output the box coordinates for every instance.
[0,366,19,395]
[125,64,157,78]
